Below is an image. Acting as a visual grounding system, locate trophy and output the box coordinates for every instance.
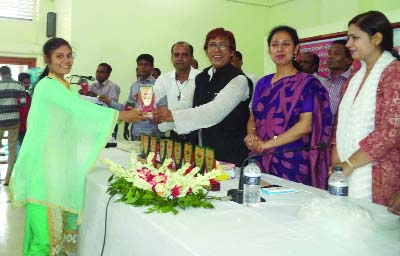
[205,147,216,173]
[174,141,183,169]
[166,139,174,159]
[183,143,193,166]
[142,135,150,156]
[138,85,155,118]
[150,136,157,153]
[159,139,167,163]
[194,146,206,174]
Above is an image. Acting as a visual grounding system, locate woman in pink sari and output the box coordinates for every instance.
[245,26,331,189]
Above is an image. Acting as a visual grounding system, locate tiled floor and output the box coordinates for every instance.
[0,184,25,256]
[1,134,25,255]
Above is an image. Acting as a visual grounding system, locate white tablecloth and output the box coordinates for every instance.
[77,148,400,256]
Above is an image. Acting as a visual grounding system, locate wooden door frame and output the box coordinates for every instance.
[0,57,36,68]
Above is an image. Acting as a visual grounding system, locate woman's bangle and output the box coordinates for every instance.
[273,135,278,145]
[248,127,256,134]
[345,159,354,169]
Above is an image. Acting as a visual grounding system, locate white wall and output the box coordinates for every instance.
[0,0,55,66]
[263,0,400,74]
[62,0,266,101]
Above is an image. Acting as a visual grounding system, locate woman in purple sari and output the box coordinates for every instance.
[245,26,331,189]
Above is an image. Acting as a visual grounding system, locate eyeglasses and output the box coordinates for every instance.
[207,43,229,51]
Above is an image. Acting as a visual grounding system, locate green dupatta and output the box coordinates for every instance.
[11,76,118,217]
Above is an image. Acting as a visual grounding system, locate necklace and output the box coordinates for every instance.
[175,79,189,101]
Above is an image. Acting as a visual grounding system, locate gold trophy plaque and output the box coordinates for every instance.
[183,143,193,166]
[194,145,206,174]
[142,135,150,156]
[174,141,183,169]
[150,136,157,153]
[166,139,174,159]
[205,147,215,173]
[159,139,167,163]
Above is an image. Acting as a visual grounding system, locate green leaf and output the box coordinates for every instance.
[107,174,114,182]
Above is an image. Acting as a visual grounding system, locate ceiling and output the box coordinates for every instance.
[225,0,295,8]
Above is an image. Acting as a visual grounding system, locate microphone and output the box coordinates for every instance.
[80,75,95,81]
[227,143,328,204]
[71,75,95,81]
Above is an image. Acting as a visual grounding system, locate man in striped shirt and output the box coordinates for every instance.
[0,66,26,185]
[323,40,353,121]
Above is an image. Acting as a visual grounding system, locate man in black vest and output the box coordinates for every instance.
[153,28,252,165]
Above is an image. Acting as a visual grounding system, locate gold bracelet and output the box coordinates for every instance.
[345,159,354,169]
[273,135,278,145]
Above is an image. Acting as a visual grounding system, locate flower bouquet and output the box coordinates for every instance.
[103,152,222,214]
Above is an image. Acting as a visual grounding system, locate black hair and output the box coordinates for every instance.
[348,10,399,59]
[136,54,154,65]
[152,68,161,75]
[170,41,194,56]
[18,72,31,82]
[267,25,302,71]
[331,39,352,59]
[98,63,112,74]
[0,66,11,76]
[233,51,243,61]
[37,38,72,82]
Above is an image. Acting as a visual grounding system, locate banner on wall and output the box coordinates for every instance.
[299,23,400,78]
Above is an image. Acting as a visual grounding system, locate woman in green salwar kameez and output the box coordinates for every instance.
[10,38,144,256]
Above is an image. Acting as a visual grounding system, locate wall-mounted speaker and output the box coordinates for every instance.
[46,12,57,38]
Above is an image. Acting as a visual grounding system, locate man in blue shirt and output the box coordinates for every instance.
[124,54,159,140]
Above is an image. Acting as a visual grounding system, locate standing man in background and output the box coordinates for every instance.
[0,66,26,186]
[124,54,160,140]
[299,52,325,83]
[231,50,258,87]
[17,72,31,150]
[151,68,161,79]
[153,41,200,142]
[324,40,353,119]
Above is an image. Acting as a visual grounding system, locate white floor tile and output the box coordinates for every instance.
[0,184,24,256]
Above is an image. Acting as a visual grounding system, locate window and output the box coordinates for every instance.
[0,0,35,21]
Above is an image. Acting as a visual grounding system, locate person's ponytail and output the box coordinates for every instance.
[37,65,49,82]
[32,65,49,96]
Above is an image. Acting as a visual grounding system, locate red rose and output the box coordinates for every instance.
[171,185,181,198]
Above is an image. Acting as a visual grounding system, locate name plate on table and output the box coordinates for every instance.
[205,147,215,172]
[150,136,157,153]
[138,85,155,118]
[166,139,174,159]
[194,145,205,174]
[159,139,167,163]
[183,143,193,166]
[174,141,183,169]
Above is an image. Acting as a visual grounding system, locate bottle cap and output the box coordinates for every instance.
[248,159,258,164]
[333,165,343,172]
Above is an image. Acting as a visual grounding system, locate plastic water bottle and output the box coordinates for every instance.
[328,166,348,196]
[243,159,261,207]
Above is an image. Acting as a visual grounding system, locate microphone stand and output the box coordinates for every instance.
[227,143,327,204]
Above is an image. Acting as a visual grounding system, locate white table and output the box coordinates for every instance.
[77,148,400,256]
